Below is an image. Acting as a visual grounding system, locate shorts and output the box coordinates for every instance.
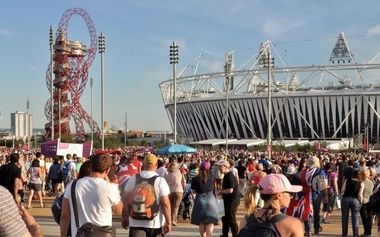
[28,183,42,192]
[51,179,62,185]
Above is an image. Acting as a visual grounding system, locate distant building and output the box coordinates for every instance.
[11,111,33,140]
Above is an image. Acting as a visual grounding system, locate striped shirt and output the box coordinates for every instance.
[0,185,28,237]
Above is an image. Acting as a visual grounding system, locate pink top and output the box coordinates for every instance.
[252,174,264,185]
[164,171,184,193]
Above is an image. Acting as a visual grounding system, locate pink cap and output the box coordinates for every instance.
[259,174,302,194]
[200,161,211,170]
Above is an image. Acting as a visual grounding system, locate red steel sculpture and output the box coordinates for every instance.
[44,8,100,139]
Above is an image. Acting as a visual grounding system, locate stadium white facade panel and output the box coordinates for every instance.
[165,90,380,142]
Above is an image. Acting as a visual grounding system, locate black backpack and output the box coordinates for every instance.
[51,193,71,236]
[239,209,288,237]
[369,189,380,214]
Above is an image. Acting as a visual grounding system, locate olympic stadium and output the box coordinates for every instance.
[159,33,380,143]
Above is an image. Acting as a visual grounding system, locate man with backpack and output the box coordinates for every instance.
[122,154,172,237]
[61,154,77,188]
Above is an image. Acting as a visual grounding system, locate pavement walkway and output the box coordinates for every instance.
[28,196,377,236]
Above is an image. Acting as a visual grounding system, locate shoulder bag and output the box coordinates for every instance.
[71,179,116,237]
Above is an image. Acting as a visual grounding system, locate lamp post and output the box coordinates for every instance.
[90,77,94,143]
[365,123,370,153]
[0,110,3,146]
[170,41,179,144]
[224,61,231,151]
[124,111,127,148]
[98,32,106,150]
[26,100,31,149]
[58,88,61,139]
[49,26,54,140]
[263,51,274,160]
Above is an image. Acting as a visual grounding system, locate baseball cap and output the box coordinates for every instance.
[200,161,211,170]
[144,154,158,166]
[216,160,230,168]
[259,174,302,194]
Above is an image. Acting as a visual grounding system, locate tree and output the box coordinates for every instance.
[211,145,219,151]
[292,143,301,152]
[60,134,75,143]
[141,140,149,147]
[273,144,286,152]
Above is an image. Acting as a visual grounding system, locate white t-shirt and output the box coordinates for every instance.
[39,159,45,168]
[124,170,170,228]
[156,167,167,177]
[64,177,121,237]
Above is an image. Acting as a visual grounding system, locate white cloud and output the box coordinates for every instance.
[199,60,224,74]
[0,28,11,36]
[150,36,187,54]
[143,64,171,83]
[262,19,306,38]
[367,25,380,36]
[28,66,37,71]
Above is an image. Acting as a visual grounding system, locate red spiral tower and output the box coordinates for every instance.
[44,8,100,140]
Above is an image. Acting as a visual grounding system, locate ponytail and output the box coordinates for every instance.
[244,185,259,214]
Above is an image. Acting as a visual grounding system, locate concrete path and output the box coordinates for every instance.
[29,196,376,236]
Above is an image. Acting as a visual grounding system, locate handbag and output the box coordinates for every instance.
[71,180,116,237]
[217,198,225,217]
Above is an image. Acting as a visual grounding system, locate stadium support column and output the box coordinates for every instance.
[90,78,94,143]
[98,32,106,150]
[170,41,179,144]
[49,26,54,141]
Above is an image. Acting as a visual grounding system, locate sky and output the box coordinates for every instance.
[1,0,380,133]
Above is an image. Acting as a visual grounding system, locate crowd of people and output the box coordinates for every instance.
[0,147,380,237]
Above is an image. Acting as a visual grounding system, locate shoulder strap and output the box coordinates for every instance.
[147,175,158,185]
[135,173,142,185]
[135,174,158,185]
[71,179,79,228]
[245,213,259,224]
[269,214,288,224]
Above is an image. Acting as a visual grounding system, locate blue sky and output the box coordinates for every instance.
[1,0,380,133]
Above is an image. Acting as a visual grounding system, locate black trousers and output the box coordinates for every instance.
[222,204,239,237]
[129,227,164,237]
[360,202,373,235]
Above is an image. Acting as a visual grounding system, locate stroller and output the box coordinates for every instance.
[178,184,193,220]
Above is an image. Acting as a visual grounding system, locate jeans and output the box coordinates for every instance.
[304,192,322,233]
[360,202,372,235]
[341,196,360,237]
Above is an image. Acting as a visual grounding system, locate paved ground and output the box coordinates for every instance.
[27,196,378,236]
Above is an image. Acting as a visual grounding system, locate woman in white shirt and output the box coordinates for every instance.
[229,159,239,185]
